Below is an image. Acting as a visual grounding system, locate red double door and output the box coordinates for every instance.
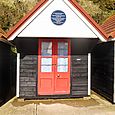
[38,39,71,95]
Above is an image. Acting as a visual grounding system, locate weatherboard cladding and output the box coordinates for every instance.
[71,55,88,97]
[91,42,114,103]
[0,42,16,105]
[18,38,99,98]
[19,55,88,98]
[19,55,38,97]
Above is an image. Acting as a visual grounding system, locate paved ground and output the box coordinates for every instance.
[0,92,115,115]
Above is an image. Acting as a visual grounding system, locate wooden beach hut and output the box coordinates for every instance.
[92,15,115,103]
[7,0,108,99]
[0,28,16,105]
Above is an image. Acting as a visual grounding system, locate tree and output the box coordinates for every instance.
[77,0,115,24]
[0,0,39,31]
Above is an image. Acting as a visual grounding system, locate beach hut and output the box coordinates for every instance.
[7,0,108,99]
[0,28,16,105]
[92,15,115,103]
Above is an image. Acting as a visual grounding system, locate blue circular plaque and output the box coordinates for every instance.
[51,10,66,25]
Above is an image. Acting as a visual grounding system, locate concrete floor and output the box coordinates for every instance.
[0,92,115,115]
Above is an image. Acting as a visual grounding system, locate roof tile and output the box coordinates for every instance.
[101,15,115,38]
[0,28,7,38]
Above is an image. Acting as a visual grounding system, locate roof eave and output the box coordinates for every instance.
[7,0,48,39]
[69,0,108,41]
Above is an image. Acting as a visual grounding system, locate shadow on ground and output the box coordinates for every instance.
[0,92,115,115]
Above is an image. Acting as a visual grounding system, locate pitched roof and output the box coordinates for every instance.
[101,15,115,38]
[7,0,108,41]
[7,0,48,38]
[0,28,7,38]
[0,28,14,46]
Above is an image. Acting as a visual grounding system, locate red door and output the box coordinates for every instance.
[38,39,70,95]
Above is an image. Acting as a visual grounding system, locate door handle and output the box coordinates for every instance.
[52,64,56,66]
[57,74,60,77]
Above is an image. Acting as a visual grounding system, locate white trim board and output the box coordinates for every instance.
[114,42,115,103]
[88,53,91,95]
[16,53,20,97]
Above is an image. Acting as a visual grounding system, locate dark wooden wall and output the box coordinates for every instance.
[14,37,98,55]
[71,55,88,97]
[14,38,38,55]
[70,38,98,97]
[16,38,98,98]
[19,55,88,98]
[91,41,114,103]
[0,42,16,106]
[71,38,99,54]
[20,55,38,97]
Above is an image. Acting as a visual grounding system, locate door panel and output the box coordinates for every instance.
[38,39,70,95]
[38,40,54,95]
[54,40,70,94]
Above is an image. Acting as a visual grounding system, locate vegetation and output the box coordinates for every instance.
[77,0,115,24]
[0,0,115,32]
[0,0,39,31]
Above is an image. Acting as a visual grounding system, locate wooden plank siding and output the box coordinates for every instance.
[91,41,114,103]
[17,38,99,98]
[71,55,88,97]
[19,55,38,97]
[0,42,16,106]
[19,55,88,98]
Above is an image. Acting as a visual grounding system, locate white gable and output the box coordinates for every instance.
[9,0,106,41]
[18,0,97,38]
